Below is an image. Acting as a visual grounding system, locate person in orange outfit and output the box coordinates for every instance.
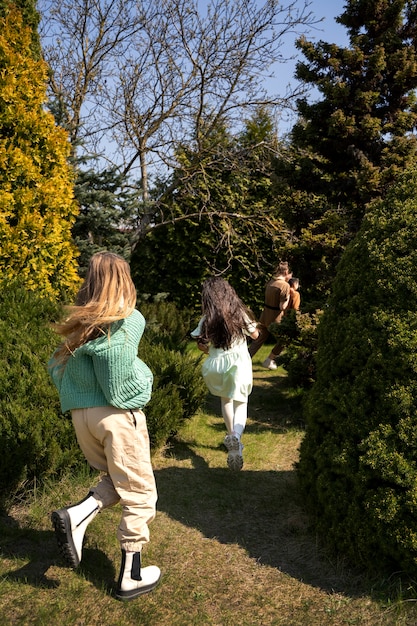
[248,261,291,369]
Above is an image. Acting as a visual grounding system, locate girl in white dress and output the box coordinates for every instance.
[191,277,259,470]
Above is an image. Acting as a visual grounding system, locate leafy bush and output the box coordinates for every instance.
[269,309,322,388]
[297,166,417,576]
[139,300,207,447]
[0,285,83,509]
[139,299,195,351]
[0,289,206,508]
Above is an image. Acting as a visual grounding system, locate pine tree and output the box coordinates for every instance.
[72,164,140,277]
[295,0,417,217]
[131,109,286,312]
[279,0,417,305]
[0,6,79,298]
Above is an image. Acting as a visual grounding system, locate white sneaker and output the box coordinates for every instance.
[227,442,244,471]
[223,434,239,451]
[262,357,277,370]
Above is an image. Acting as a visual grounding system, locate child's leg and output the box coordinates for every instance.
[232,400,248,438]
[221,397,234,434]
[221,398,245,472]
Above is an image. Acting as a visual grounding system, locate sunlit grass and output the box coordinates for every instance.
[1,345,417,624]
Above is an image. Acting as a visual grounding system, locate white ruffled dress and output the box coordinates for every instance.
[191,316,257,401]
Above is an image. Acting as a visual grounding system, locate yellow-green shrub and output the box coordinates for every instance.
[0,6,79,299]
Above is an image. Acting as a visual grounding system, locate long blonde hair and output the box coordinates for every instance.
[53,252,137,364]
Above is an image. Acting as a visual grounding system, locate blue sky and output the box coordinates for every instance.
[305,0,348,43]
[276,0,349,85]
[269,0,350,132]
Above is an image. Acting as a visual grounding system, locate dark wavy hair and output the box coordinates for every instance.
[200,277,253,350]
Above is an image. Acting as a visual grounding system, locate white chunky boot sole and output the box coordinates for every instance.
[116,565,161,601]
[51,509,80,568]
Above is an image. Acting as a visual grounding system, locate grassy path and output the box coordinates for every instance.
[1,347,416,625]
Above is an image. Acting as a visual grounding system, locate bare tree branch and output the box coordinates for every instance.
[38,0,317,239]
[39,0,315,161]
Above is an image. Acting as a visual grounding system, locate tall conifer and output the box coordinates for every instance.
[298,164,417,576]
[295,0,417,219]
[0,5,79,298]
[0,0,40,57]
[279,0,417,303]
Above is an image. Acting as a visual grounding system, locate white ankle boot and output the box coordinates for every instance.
[116,550,161,601]
[51,494,100,568]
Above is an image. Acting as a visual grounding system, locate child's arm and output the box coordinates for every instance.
[191,317,209,354]
[196,338,209,354]
[244,315,260,340]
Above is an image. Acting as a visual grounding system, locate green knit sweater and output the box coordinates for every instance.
[48,309,153,413]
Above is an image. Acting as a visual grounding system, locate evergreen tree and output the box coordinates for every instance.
[0,284,83,506]
[72,163,140,276]
[272,153,338,309]
[0,6,79,298]
[0,0,40,57]
[131,110,287,312]
[298,164,417,576]
[278,0,417,305]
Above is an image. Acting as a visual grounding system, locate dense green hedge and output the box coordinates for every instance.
[0,285,83,508]
[269,309,322,389]
[139,300,207,448]
[0,289,206,508]
[298,166,417,576]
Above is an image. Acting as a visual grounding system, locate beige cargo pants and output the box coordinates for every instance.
[71,406,157,552]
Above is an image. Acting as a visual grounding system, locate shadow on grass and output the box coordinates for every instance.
[0,513,116,595]
[155,439,375,601]
[0,519,60,589]
[79,547,117,594]
[250,375,305,430]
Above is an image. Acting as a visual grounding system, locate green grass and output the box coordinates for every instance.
[1,346,417,624]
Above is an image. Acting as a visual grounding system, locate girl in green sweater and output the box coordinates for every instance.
[48,251,160,601]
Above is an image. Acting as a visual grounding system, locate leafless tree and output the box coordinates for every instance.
[39,0,316,239]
